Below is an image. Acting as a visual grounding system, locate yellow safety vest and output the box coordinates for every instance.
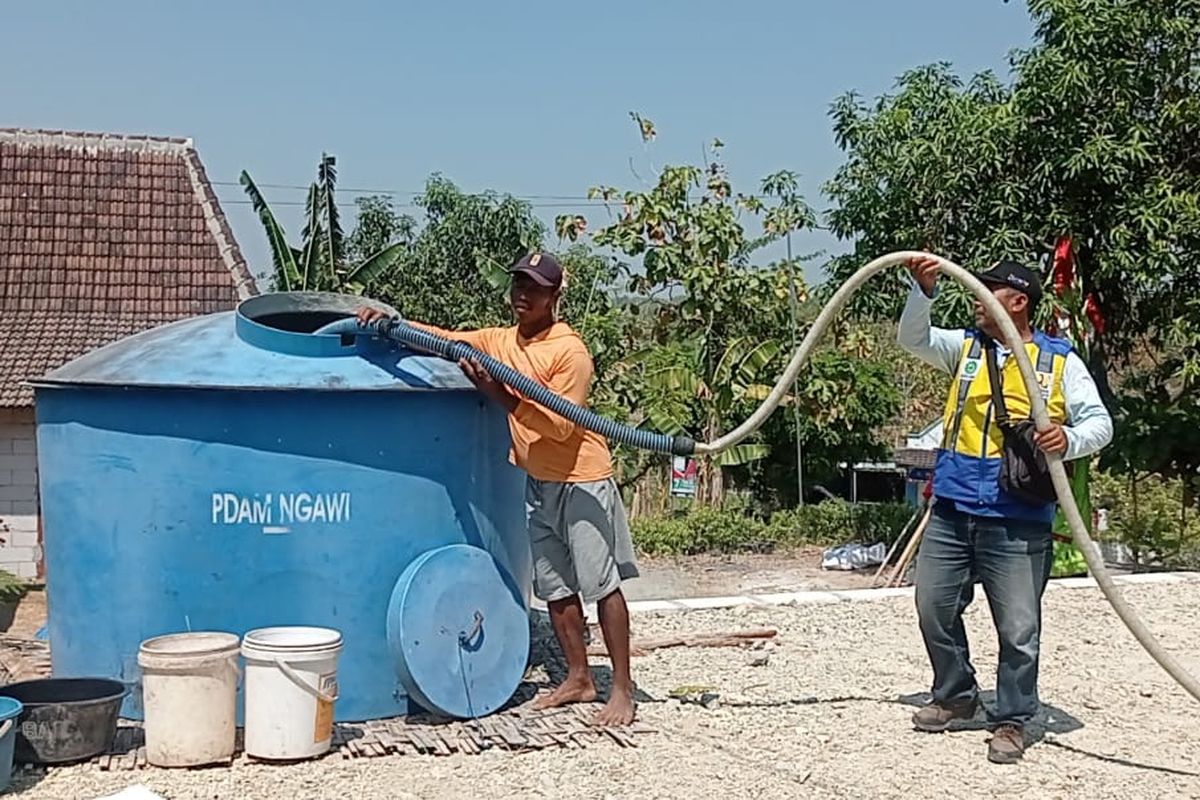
[933,331,1071,521]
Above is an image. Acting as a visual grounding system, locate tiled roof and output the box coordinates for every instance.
[893,447,937,470]
[0,128,258,406]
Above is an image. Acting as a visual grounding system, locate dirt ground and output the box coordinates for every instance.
[14,578,1200,800]
[622,549,876,600]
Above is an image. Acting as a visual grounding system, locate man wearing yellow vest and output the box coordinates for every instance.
[898,256,1113,764]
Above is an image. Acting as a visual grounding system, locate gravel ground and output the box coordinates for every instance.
[15,579,1200,800]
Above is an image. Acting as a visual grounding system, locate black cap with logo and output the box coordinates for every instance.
[508,252,563,289]
[976,259,1043,307]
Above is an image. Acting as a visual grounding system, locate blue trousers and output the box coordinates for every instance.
[914,501,1054,726]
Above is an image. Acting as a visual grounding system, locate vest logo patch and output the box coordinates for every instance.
[961,358,981,381]
[1036,372,1052,399]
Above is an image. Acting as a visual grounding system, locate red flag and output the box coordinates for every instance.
[1052,236,1074,297]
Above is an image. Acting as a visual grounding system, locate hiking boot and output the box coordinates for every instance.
[911,698,979,732]
[987,724,1026,764]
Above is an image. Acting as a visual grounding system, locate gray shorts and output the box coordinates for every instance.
[526,475,639,603]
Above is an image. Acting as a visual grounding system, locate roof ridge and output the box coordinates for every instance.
[182,149,258,300]
[0,127,193,151]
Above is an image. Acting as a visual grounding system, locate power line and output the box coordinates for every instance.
[217,198,616,210]
[211,179,611,203]
[214,181,832,229]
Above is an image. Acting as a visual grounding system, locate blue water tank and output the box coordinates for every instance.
[32,293,532,722]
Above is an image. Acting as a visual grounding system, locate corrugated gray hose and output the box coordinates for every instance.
[315,317,696,455]
[319,250,1200,703]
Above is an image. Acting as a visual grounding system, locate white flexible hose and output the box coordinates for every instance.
[698,250,1200,703]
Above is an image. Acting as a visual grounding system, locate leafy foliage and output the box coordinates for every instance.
[364,176,544,328]
[1093,470,1200,569]
[741,327,905,509]
[0,569,28,603]
[558,115,829,501]
[822,0,1200,486]
[240,155,406,294]
[345,195,416,271]
[623,335,785,468]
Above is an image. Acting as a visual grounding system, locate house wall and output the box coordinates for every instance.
[0,407,41,580]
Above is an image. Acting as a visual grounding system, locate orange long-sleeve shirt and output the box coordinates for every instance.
[411,321,614,483]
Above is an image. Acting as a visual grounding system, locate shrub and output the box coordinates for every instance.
[1092,470,1200,570]
[766,500,913,548]
[631,505,770,556]
[0,569,27,604]
[631,499,913,556]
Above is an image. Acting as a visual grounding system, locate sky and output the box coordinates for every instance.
[2,1,1035,286]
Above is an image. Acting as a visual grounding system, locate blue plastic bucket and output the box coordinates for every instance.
[0,697,24,792]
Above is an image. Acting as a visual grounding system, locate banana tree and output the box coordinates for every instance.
[628,335,787,505]
[240,154,406,295]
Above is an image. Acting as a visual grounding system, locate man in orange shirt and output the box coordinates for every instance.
[357,252,639,726]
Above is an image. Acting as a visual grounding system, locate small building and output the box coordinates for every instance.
[0,128,258,580]
[839,461,906,504]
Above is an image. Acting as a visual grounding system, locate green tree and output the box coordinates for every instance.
[558,114,818,502]
[822,0,1200,495]
[345,195,416,268]
[369,175,544,328]
[744,350,902,506]
[240,155,406,294]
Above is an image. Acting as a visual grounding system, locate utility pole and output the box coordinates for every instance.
[785,232,805,506]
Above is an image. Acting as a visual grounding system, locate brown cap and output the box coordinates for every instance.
[509,252,563,288]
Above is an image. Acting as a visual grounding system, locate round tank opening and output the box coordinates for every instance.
[235,292,400,355]
[251,310,350,334]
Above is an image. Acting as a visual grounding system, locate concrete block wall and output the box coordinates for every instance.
[0,408,41,580]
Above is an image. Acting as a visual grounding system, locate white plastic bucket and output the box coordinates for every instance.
[138,631,241,767]
[241,626,343,760]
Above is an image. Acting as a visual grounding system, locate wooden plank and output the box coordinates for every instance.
[406,730,427,753]
[390,725,412,753]
[586,627,777,657]
[497,720,526,748]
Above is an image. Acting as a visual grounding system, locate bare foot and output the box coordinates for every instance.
[531,675,597,710]
[592,685,636,727]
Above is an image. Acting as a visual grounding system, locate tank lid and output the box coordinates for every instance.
[34,293,476,393]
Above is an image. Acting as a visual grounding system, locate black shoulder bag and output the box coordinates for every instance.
[983,342,1058,506]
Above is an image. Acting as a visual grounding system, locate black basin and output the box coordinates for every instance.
[0,678,127,764]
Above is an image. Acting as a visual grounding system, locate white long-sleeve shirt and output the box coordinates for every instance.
[897,282,1114,462]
